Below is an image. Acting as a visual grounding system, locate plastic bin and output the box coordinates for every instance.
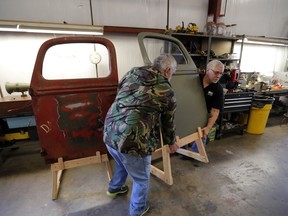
[246,95,275,134]
[207,126,217,142]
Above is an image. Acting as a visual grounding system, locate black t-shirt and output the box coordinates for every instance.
[200,74,224,112]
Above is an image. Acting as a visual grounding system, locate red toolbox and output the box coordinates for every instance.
[29,37,118,164]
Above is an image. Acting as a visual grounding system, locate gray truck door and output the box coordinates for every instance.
[138,32,208,138]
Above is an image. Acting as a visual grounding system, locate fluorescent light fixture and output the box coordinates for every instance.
[0,20,103,35]
[243,40,288,47]
[237,36,288,47]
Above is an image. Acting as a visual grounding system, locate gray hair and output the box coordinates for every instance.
[206,60,224,71]
[152,54,177,73]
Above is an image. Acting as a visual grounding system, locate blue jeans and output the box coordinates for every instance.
[106,145,151,216]
[191,137,207,153]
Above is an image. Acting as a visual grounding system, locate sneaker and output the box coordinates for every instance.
[106,185,129,197]
[140,203,150,216]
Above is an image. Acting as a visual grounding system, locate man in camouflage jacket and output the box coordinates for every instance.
[103,54,179,216]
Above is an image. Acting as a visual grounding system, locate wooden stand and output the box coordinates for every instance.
[150,127,208,185]
[50,151,112,200]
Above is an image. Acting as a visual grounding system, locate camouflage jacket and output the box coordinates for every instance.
[103,65,176,157]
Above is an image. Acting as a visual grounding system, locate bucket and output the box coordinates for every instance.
[246,95,274,134]
[207,126,217,142]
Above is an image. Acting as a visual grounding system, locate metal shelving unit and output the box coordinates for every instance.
[170,33,244,70]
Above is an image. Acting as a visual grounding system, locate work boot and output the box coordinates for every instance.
[106,185,129,198]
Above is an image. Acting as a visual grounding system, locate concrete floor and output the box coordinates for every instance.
[0,115,288,216]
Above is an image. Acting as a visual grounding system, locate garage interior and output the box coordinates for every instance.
[0,0,288,216]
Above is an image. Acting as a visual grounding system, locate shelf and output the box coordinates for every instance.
[221,125,247,134]
[171,33,209,38]
[216,124,246,139]
[190,54,207,57]
[171,32,242,41]
[209,35,242,41]
[222,107,251,113]
[104,26,164,34]
[210,58,240,61]
[170,32,244,70]
[189,57,240,62]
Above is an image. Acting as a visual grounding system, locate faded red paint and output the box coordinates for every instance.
[30,37,118,164]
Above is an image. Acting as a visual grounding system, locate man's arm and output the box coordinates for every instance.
[202,108,220,137]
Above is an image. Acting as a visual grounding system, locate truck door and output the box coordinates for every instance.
[30,37,118,163]
[138,32,208,138]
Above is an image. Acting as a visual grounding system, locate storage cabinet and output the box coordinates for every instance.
[216,92,254,139]
[170,33,244,71]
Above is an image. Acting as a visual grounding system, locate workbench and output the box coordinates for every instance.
[258,88,288,97]
[257,88,288,113]
[0,95,33,118]
[0,95,36,143]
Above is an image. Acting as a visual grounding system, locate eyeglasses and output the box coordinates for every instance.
[210,69,223,76]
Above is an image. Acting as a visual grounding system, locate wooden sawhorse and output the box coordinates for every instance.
[50,151,112,200]
[150,127,209,185]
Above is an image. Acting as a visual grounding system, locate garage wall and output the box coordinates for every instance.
[0,0,208,31]
[0,0,92,25]
[225,0,288,38]
[0,0,287,37]
[0,0,209,97]
[0,0,288,97]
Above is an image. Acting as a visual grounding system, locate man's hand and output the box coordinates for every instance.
[169,143,179,153]
[202,127,210,137]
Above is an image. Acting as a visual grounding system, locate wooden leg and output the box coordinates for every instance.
[150,146,173,185]
[51,157,64,200]
[102,154,113,181]
[51,169,64,200]
[162,145,173,185]
[151,131,173,185]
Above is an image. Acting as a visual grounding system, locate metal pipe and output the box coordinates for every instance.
[89,0,94,25]
[89,0,99,77]
[0,84,4,98]
[166,0,170,30]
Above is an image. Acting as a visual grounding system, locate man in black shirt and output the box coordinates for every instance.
[192,60,224,152]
